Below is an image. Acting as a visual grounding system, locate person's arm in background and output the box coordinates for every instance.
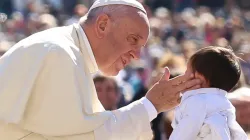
[169,96,207,140]
[95,97,156,140]
[230,98,250,128]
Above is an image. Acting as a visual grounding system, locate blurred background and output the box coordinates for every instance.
[0,0,250,139]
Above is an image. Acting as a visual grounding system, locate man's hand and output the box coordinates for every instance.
[146,67,201,113]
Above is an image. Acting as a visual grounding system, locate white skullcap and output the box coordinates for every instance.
[89,0,146,14]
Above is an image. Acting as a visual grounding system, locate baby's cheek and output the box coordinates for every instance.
[185,68,192,76]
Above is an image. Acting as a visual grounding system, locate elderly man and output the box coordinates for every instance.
[0,0,200,140]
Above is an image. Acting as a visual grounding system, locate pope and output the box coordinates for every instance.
[0,0,201,140]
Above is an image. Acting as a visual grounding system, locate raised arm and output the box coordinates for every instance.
[94,68,202,140]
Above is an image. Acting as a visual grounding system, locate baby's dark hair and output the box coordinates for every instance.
[189,46,241,92]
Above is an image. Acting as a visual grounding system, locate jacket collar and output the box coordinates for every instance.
[72,23,98,73]
[182,88,227,102]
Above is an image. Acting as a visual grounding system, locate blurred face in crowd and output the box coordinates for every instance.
[95,78,120,110]
[86,6,150,76]
[75,4,88,17]
[182,41,197,60]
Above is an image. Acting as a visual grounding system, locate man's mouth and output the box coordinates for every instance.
[121,58,126,66]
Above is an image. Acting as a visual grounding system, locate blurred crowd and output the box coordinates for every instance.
[0,0,250,140]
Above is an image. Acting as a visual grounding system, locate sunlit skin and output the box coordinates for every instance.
[185,60,210,88]
[81,6,202,114]
[82,7,149,76]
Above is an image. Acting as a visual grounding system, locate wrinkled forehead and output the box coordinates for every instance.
[126,9,150,38]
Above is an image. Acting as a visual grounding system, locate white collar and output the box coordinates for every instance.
[182,88,227,102]
[75,24,98,73]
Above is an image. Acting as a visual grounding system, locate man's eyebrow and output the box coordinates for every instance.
[136,34,143,39]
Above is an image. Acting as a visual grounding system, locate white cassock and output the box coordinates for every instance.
[169,88,248,140]
[0,22,157,139]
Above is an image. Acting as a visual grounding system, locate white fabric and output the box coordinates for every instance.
[170,88,248,140]
[89,0,146,14]
[78,24,98,72]
[0,24,153,140]
[141,97,157,121]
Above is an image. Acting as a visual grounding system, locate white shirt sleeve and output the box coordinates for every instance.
[140,97,158,121]
[95,99,154,140]
[169,96,207,140]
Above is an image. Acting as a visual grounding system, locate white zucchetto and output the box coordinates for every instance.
[89,0,147,14]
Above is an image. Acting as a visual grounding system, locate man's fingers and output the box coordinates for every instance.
[177,96,182,103]
[181,84,201,94]
[175,79,201,93]
[160,90,182,103]
[175,92,182,103]
[165,67,171,81]
[160,67,171,82]
[169,73,194,86]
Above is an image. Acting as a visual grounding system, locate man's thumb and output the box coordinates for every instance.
[160,67,170,81]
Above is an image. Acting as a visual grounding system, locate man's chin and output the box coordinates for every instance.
[100,69,120,76]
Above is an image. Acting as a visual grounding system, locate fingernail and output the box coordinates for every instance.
[165,67,170,71]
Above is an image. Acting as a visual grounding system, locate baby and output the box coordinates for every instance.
[169,46,248,140]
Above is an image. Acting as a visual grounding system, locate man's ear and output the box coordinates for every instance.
[194,71,210,88]
[95,14,110,39]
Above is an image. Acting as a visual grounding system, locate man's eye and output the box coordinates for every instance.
[127,36,138,45]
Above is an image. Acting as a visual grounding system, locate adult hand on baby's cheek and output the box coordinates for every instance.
[146,67,201,114]
[146,67,177,113]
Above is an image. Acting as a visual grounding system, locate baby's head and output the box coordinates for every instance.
[186,46,241,92]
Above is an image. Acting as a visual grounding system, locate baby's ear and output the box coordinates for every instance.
[194,72,210,88]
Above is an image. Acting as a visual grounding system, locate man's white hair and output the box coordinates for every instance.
[81,5,130,24]
[80,4,147,24]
